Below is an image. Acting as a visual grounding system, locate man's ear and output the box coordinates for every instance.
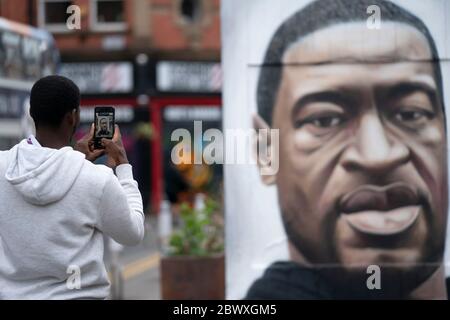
[75,108,81,128]
[253,113,277,185]
[66,109,79,131]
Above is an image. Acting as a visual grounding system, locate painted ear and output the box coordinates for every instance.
[253,113,277,185]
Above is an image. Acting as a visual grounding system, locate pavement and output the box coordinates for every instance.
[105,215,162,300]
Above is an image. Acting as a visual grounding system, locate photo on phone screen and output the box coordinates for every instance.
[94,106,115,148]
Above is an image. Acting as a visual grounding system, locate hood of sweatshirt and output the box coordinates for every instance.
[5,136,86,206]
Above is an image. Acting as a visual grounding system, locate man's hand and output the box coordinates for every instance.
[74,124,105,162]
[102,125,129,169]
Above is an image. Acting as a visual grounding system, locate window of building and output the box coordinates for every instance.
[179,0,202,23]
[38,0,74,33]
[90,0,126,32]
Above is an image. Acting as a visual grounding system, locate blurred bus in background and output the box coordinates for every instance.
[0,17,59,150]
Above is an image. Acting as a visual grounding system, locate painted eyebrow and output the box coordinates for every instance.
[383,81,437,102]
[291,91,350,118]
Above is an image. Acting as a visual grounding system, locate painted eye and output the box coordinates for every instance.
[310,116,342,128]
[394,109,432,123]
[294,109,347,135]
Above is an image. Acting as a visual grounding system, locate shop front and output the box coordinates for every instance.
[150,60,222,212]
[59,59,222,214]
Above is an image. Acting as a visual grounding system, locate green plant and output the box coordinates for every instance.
[168,197,224,256]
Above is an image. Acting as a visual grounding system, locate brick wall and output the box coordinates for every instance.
[0,0,221,58]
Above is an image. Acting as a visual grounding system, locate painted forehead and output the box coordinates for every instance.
[282,22,433,65]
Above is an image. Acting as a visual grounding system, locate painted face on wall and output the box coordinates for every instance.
[269,22,447,292]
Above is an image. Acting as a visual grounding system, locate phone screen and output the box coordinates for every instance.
[94,106,115,148]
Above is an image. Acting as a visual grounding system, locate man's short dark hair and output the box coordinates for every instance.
[257,0,445,126]
[30,75,80,128]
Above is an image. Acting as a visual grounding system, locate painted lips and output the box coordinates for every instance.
[339,182,421,236]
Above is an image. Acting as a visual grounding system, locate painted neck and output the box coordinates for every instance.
[288,242,447,299]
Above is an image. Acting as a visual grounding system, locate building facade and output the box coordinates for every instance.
[0,0,222,213]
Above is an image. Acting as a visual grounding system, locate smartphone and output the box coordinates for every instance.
[94,106,115,149]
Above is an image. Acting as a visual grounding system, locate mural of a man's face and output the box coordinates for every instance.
[100,118,108,132]
[266,21,447,293]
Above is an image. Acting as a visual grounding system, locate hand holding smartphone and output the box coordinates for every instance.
[94,106,115,149]
[73,123,105,162]
[91,106,128,168]
[101,124,129,168]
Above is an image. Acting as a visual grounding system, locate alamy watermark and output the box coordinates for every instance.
[66,265,81,290]
[367,5,381,29]
[170,121,279,176]
[66,5,81,30]
[366,265,381,290]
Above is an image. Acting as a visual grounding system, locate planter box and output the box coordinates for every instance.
[160,254,225,300]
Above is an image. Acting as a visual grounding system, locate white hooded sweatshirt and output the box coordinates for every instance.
[0,136,145,299]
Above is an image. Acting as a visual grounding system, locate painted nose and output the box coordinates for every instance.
[342,112,410,173]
